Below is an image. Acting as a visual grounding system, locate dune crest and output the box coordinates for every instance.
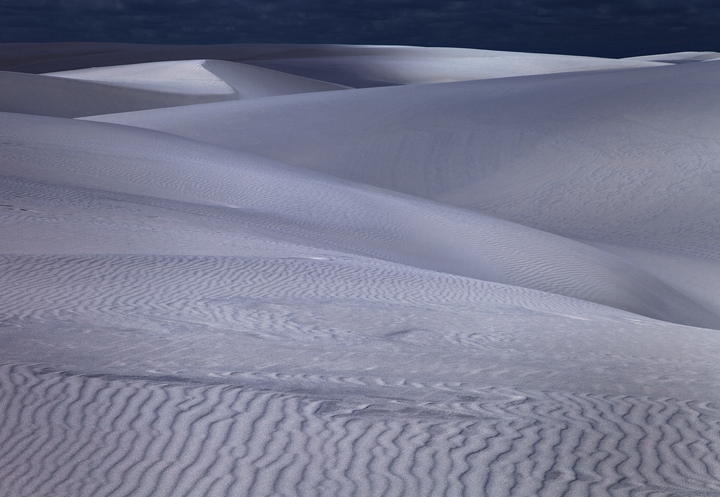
[2,43,720,496]
[3,111,718,328]
[45,59,238,95]
[46,58,348,97]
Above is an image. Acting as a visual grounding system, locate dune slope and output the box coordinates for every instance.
[0,69,237,118]
[46,59,347,97]
[6,43,666,85]
[3,111,718,328]
[86,61,720,254]
[87,60,720,316]
[2,43,720,497]
[1,58,346,118]
[245,46,668,87]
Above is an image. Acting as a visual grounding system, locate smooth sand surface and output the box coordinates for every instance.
[245,48,668,87]
[5,111,719,327]
[0,58,347,118]
[88,61,720,316]
[46,59,347,97]
[6,43,666,85]
[2,43,720,496]
[45,60,238,95]
[0,69,238,117]
[623,51,720,63]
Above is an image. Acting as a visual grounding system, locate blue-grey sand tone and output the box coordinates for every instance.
[2,44,720,496]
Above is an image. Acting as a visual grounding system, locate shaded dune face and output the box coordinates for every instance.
[2,44,720,497]
[89,61,720,254]
[243,49,666,87]
[3,43,667,77]
[2,112,718,328]
[0,68,239,118]
[46,59,348,98]
[0,59,347,118]
[87,60,720,319]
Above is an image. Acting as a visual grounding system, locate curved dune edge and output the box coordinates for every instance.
[44,59,238,95]
[5,43,668,83]
[0,57,349,118]
[2,43,720,497]
[44,59,348,97]
[0,70,238,118]
[85,60,720,258]
[3,111,719,328]
[85,60,720,317]
[246,50,668,87]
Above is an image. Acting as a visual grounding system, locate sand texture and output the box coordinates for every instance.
[2,43,720,496]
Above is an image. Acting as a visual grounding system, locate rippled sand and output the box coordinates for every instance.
[2,43,720,496]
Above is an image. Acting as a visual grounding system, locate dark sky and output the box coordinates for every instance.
[1,0,719,58]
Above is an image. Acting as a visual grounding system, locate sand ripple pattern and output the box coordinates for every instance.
[4,112,718,328]
[1,364,720,496]
[0,254,625,332]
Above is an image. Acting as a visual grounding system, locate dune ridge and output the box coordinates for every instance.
[86,59,720,256]
[0,58,348,119]
[46,59,347,98]
[5,43,667,83]
[0,70,239,118]
[3,111,719,327]
[2,43,720,496]
[85,59,720,318]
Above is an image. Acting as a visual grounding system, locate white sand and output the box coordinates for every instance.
[88,60,720,316]
[45,59,347,97]
[623,50,720,63]
[8,43,667,85]
[46,59,238,95]
[0,58,346,118]
[0,69,237,117]
[246,48,668,87]
[2,43,720,496]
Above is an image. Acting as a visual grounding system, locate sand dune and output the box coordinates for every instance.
[6,43,665,86]
[86,60,720,245]
[88,60,720,285]
[45,59,238,95]
[0,70,236,118]
[623,51,720,63]
[4,111,718,327]
[202,59,349,96]
[2,364,720,497]
[2,43,720,496]
[244,47,667,87]
[46,59,347,97]
[0,58,346,118]
[4,252,720,392]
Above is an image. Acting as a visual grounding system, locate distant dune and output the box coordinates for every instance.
[2,43,720,496]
